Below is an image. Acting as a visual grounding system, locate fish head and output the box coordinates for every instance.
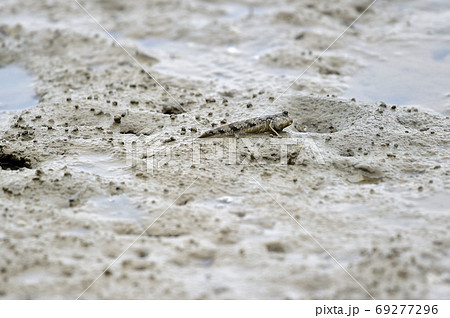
[274,110,293,130]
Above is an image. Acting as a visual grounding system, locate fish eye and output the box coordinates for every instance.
[283,111,288,115]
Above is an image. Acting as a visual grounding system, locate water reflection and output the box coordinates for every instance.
[0,65,38,111]
[344,0,450,114]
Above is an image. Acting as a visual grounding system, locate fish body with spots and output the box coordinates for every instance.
[199,111,293,138]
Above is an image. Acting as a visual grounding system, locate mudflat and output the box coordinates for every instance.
[0,0,449,299]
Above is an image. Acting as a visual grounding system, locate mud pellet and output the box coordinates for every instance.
[163,136,176,143]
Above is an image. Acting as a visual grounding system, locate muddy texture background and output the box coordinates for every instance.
[0,0,449,299]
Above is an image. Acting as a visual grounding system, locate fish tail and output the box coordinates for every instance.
[199,129,215,138]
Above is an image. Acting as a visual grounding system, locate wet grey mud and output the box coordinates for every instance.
[0,0,449,299]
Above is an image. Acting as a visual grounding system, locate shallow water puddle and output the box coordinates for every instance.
[138,38,244,82]
[413,192,449,214]
[344,0,450,114]
[218,3,266,21]
[0,65,38,131]
[85,194,143,220]
[69,153,128,177]
[62,227,92,235]
[137,36,296,89]
[195,196,243,209]
[48,153,130,179]
[0,65,38,111]
[345,40,450,114]
[15,268,55,285]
